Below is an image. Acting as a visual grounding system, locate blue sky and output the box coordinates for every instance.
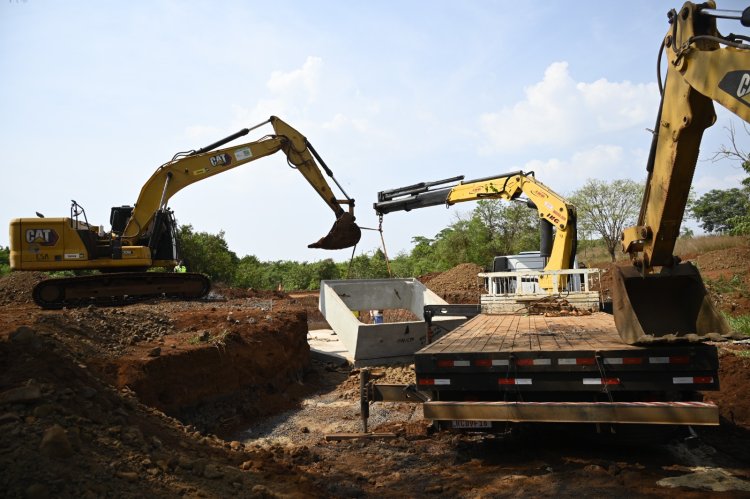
[1,1,748,262]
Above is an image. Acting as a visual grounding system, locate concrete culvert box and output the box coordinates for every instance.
[319,278,468,365]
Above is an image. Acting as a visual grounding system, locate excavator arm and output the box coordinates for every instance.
[122,116,360,250]
[622,1,750,268]
[614,1,749,344]
[374,170,577,282]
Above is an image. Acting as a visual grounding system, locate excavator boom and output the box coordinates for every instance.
[122,116,360,250]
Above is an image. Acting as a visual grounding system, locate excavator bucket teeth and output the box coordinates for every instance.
[308,212,362,250]
[611,262,739,344]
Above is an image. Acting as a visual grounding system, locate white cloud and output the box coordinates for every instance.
[322,113,369,133]
[578,78,656,130]
[480,62,659,153]
[693,172,747,193]
[184,124,223,141]
[266,56,322,103]
[520,144,642,193]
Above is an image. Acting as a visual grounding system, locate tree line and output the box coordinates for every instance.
[689,123,750,236]
[2,123,747,288]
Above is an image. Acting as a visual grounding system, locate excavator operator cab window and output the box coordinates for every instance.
[110,205,133,235]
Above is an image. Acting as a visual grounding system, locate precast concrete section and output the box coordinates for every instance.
[319,278,467,366]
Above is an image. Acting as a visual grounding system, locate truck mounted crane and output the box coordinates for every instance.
[374,170,577,291]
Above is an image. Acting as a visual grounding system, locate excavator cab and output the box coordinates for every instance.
[308,211,361,250]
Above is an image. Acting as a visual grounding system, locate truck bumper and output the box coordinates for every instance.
[423,400,719,426]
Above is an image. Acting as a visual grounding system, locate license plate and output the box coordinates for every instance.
[451,420,492,429]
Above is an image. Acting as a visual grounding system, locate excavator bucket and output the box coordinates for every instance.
[308,212,362,250]
[611,262,739,345]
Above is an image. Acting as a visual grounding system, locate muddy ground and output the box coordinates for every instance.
[1,247,750,498]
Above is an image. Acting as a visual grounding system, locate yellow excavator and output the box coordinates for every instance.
[615,1,749,344]
[374,170,577,291]
[9,116,361,308]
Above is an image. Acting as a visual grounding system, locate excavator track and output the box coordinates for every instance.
[32,272,211,309]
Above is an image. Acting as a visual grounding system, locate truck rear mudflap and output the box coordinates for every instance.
[611,262,741,344]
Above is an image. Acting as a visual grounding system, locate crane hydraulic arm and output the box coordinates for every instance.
[613,1,749,344]
[374,170,577,285]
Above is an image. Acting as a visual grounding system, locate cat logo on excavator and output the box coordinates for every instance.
[25,229,58,246]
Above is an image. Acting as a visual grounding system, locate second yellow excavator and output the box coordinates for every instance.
[9,116,361,308]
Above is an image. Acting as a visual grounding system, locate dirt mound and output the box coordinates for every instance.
[691,246,750,277]
[423,263,485,304]
[2,259,750,497]
[116,308,309,426]
[591,245,750,315]
[415,271,441,285]
[0,322,319,498]
[703,347,750,427]
[0,271,46,305]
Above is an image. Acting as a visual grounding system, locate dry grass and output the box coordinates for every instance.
[675,235,749,256]
[577,235,749,267]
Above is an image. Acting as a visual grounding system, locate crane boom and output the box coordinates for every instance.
[374,170,577,290]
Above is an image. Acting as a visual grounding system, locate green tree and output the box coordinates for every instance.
[570,179,644,262]
[175,225,238,283]
[309,259,340,287]
[0,246,10,275]
[234,255,266,289]
[476,200,539,257]
[691,188,750,233]
[339,249,390,279]
[407,236,439,275]
[710,121,750,234]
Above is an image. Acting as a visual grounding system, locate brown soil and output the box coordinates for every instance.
[2,247,750,497]
[703,347,750,428]
[590,245,750,317]
[422,263,486,303]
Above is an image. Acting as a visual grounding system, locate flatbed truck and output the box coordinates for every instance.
[361,309,720,430]
[363,0,750,432]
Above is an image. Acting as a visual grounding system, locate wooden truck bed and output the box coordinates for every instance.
[422,312,635,354]
[413,313,719,393]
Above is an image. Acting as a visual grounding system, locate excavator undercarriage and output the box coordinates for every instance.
[32,272,211,309]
